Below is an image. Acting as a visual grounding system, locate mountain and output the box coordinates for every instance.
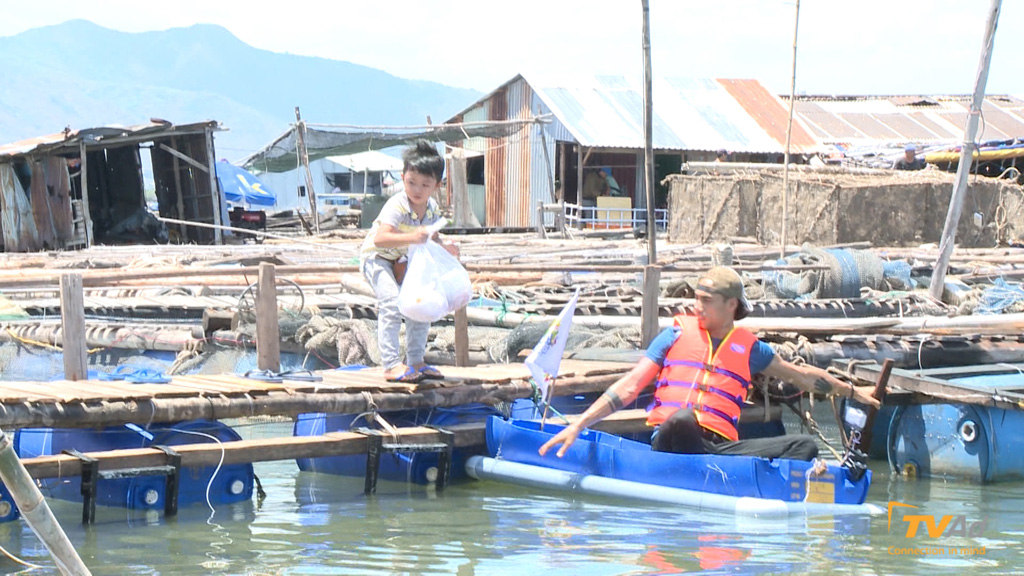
[0,20,481,160]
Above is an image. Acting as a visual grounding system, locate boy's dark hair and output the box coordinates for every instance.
[402,140,444,181]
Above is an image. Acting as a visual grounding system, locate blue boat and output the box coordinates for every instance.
[467,417,880,517]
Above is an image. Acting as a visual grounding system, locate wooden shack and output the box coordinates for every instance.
[0,120,224,252]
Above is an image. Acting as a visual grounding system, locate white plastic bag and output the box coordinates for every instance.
[398,220,472,323]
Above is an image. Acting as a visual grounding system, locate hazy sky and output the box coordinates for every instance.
[3,0,1022,96]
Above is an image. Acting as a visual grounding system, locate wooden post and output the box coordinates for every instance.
[641,265,661,347]
[536,200,546,238]
[255,263,281,372]
[294,107,321,235]
[204,126,224,244]
[171,136,188,242]
[59,274,88,381]
[576,144,584,228]
[858,359,894,455]
[781,0,801,259]
[558,142,567,234]
[537,110,557,206]
[454,306,469,367]
[77,140,92,247]
[0,431,92,575]
[929,0,1003,299]
[450,148,477,227]
[641,0,657,265]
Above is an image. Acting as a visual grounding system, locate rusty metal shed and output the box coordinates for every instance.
[0,120,224,252]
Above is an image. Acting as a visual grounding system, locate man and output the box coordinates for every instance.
[894,144,926,171]
[579,168,609,224]
[581,168,609,201]
[539,267,880,461]
[602,167,623,196]
[715,149,729,162]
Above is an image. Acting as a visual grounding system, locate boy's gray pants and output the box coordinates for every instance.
[362,256,430,370]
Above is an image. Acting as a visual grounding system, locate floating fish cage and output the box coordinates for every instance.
[14,419,254,516]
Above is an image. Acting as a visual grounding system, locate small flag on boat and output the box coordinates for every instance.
[524,288,580,403]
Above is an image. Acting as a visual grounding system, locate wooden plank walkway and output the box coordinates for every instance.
[0,359,633,429]
[851,362,1024,410]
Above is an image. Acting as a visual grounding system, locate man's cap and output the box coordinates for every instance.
[696,266,752,320]
[716,148,728,156]
[601,167,612,176]
[905,143,917,152]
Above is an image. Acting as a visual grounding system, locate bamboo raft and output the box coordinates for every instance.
[0,359,632,429]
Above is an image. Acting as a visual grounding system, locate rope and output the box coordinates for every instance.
[352,391,399,444]
[168,339,204,375]
[781,399,844,461]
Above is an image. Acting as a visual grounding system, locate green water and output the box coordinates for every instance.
[0,421,1020,575]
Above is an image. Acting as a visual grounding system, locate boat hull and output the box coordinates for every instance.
[479,417,875,514]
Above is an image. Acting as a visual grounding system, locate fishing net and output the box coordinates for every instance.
[763,246,912,299]
[974,277,1024,315]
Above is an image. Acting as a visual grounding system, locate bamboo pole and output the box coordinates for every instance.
[294,108,321,235]
[0,431,91,575]
[0,260,830,290]
[0,324,200,352]
[641,265,660,347]
[780,0,801,259]
[785,337,1024,370]
[929,0,1003,299]
[640,0,657,265]
[156,216,342,248]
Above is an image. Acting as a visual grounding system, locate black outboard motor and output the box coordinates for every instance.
[840,402,870,481]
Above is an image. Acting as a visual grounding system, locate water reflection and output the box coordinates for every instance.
[0,431,1019,574]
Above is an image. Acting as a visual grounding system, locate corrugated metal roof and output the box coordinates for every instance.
[522,74,812,153]
[0,120,220,158]
[323,150,403,173]
[717,79,818,153]
[448,74,818,154]
[791,95,1024,145]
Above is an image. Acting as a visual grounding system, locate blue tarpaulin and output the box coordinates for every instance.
[215,161,277,207]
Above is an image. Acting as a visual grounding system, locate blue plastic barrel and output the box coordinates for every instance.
[0,482,20,523]
[888,403,1024,482]
[888,404,990,482]
[294,404,501,484]
[888,372,1024,482]
[14,420,253,510]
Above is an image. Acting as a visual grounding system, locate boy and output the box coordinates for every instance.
[360,140,456,383]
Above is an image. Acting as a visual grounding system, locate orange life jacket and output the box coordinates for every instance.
[646,316,756,441]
